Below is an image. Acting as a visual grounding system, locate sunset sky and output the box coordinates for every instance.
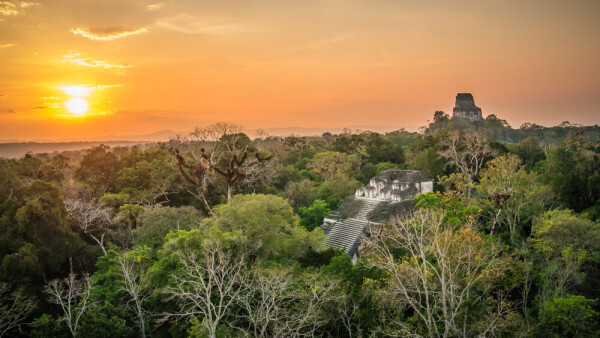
[1,0,599,141]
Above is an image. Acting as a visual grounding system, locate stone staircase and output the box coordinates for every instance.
[325,198,382,255]
[354,198,381,220]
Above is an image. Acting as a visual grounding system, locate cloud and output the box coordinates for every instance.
[0,43,15,48]
[147,3,164,11]
[71,26,148,41]
[31,105,47,109]
[156,14,261,35]
[0,1,37,16]
[63,52,133,69]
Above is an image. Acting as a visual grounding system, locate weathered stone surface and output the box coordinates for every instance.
[452,93,483,120]
[355,170,433,201]
[321,170,433,258]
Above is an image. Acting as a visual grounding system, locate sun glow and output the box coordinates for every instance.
[65,97,89,116]
[58,85,94,97]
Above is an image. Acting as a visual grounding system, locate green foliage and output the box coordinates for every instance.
[29,314,69,337]
[530,209,600,298]
[538,295,600,337]
[78,302,135,338]
[74,145,121,196]
[478,154,553,241]
[1,180,95,283]
[308,151,359,181]
[530,209,600,261]
[133,205,201,248]
[541,147,600,212]
[298,247,344,268]
[299,200,331,231]
[414,191,480,227]
[201,194,325,260]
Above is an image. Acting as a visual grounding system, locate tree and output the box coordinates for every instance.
[363,209,518,337]
[171,123,273,207]
[45,273,94,337]
[240,267,342,337]
[538,295,600,337]
[299,199,331,231]
[202,194,325,260]
[65,199,113,255]
[74,145,121,197]
[133,205,201,248]
[433,111,449,124]
[438,130,497,184]
[2,180,94,282]
[118,248,152,338]
[161,231,250,338]
[308,151,359,181]
[478,154,554,241]
[530,209,600,303]
[0,283,36,337]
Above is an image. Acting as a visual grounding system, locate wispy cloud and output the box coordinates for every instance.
[63,52,133,69]
[147,3,164,11]
[0,1,37,16]
[71,26,148,41]
[0,43,15,48]
[156,14,261,35]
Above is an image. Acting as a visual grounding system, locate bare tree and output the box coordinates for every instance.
[212,150,272,201]
[118,255,149,338]
[65,199,112,255]
[161,240,250,338]
[0,283,36,337]
[363,210,517,337]
[171,122,272,205]
[339,295,361,338]
[438,130,497,185]
[240,267,342,337]
[45,273,94,337]
[171,148,213,212]
[240,267,294,337]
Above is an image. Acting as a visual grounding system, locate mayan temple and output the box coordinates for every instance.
[452,93,483,120]
[321,170,433,258]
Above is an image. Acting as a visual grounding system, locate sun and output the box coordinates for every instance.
[65,97,89,116]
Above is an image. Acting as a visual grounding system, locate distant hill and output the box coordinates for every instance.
[0,141,154,159]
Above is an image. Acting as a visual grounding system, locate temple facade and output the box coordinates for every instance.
[452,93,483,120]
[321,170,433,258]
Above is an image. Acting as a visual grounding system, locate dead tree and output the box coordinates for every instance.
[213,151,272,202]
[65,199,112,255]
[173,147,272,207]
[172,148,213,213]
[45,274,94,337]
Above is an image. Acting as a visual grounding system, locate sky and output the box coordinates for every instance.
[1,0,599,141]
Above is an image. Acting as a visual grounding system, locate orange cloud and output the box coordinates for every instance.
[71,26,148,41]
[0,43,15,48]
[63,52,133,69]
[0,1,37,16]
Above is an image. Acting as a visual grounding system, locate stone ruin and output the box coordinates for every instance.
[321,170,433,258]
[452,93,483,121]
[355,170,433,201]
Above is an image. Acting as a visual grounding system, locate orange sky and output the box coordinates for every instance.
[1,0,599,141]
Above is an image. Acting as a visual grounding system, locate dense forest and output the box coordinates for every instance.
[1,116,599,337]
